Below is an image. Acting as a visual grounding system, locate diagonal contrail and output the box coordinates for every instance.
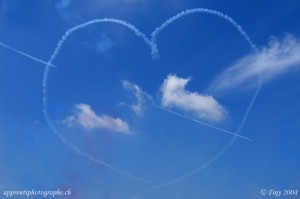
[0,41,56,68]
[153,104,254,141]
[0,20,152,184]
[147,78,261,191]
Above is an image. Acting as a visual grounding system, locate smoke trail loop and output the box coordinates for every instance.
[150,8,259,58]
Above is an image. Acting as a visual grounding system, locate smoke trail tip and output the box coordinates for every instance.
[151,47,160,59]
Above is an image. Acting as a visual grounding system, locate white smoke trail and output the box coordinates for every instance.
[42,18,153,184]
[43,18,152,69]
[146,8,261,190]
[153,105,254,141]
[0,8,260,187]
[151,8,259,57]
[0,41,56,68]
[46,119,152,183]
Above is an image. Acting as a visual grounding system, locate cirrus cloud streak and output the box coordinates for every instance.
[210,35,300,92]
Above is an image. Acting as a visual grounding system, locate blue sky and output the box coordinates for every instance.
[1,0,300,198]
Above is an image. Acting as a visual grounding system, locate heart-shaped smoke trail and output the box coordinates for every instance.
[42,10,260,187]
[0,8,261,188]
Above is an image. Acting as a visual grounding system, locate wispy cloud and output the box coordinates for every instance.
[160,74,226,122]
[64,103,130,134]
[55,0,72,19]
[94,33,114,55]
[122,80,152,116]
[56,0,71,10]
[210,35,300,92]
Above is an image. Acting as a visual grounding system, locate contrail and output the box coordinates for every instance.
[42,18,153,184]
[153,105,254,141]
[0,41,56,68]
[147,79,261,190]
[147,8,261,190]
[151,8,259,57]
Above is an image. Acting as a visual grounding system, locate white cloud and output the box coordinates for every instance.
[122,80,152,116]
[55,0,71,10]
[95,33,114,54]
[160,74,226,121]
[55,0,72,19]
[64,103,130,134]
[210,35,300,92]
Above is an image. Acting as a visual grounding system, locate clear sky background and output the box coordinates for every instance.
[1,0,300,198]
